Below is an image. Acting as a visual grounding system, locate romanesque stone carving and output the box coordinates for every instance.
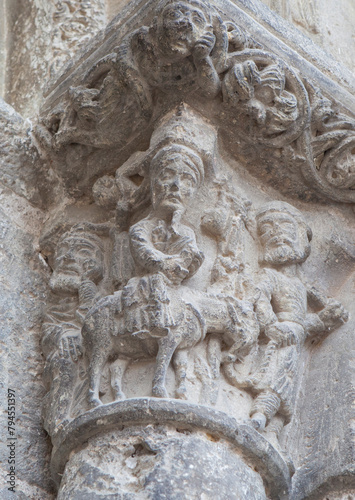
[32,1,354,497]
[302,83,355,202]
[249,202,348,437]
[40,0,304,154]
[41,222,110,435]
[40,107,348,459]
[82,106,259,406]
[45,0,230,151]
[221,51,309,147]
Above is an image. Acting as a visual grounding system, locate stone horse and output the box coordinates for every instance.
[82,286,258,407]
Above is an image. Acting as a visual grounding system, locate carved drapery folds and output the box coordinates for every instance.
[36,0,353,498]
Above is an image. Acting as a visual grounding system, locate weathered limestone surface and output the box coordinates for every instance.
[261,0,355,75]
[1,1,355,499]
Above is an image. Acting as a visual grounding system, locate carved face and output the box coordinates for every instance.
[257,211,310,265]
[159,2,209,57]
[50,235,104,294]
[151,158,198,213]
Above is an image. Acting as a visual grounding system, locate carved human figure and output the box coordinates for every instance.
[50,0,227,149]
[42,224,105,434]
[126,144,205,336]
[248,201,348,435]
[149,0,225,95]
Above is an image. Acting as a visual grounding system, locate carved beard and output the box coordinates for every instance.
[262,242,307,265]
[50,271,81,295]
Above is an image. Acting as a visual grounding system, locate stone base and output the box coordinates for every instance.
[52,399,291,499]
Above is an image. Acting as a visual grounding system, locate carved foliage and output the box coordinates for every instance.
[40,0,307,151]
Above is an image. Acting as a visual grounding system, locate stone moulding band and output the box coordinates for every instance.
[51,398,291,497]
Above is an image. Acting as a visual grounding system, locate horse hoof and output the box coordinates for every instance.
[113,391,126,401]
[88,394,102,409]
[152,385,169,398]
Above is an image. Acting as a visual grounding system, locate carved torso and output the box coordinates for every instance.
[130,215,202,279]
[260,267,308,327]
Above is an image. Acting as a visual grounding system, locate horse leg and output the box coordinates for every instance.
[87,344,109,408]
[84,313,112,408]
[110,358,129,400]
[173,349,188,399]
[152,335,178,398]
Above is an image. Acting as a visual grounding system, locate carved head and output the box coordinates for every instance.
[157,0,212,58]
[150,145,203,214]
[223,61,298,132]
[50,225,104,295]
[256,201,312,266]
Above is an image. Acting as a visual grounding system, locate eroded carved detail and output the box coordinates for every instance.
[39,0,306,152]
[41,222,110,435]
[36,1,353,490]
[50,0,106,78]
[82,107,259,407]
[250,202,347,433]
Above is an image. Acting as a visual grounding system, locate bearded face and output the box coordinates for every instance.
[50,236,104,295]
[257,212,310,265]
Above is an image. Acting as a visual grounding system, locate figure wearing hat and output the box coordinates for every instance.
[41,223,107,434]
[122,144,205,338]
[248,201,348,439]
[116,106,214,339]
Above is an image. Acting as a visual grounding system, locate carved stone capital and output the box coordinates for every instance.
[31,1,355,499]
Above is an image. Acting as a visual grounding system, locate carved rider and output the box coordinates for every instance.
[81,106,259,404]
[41,224,105,434]
[249,201,348,434]
[123,144,204,337]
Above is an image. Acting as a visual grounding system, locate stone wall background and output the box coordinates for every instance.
[261,0,355,75]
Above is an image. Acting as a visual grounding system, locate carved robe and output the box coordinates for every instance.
[42,298,83,433]
[121,215,203,337]
[252,268,308,420]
